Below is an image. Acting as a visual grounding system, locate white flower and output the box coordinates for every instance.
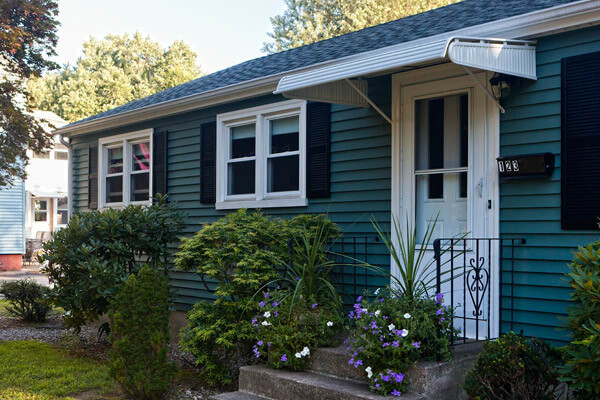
[401,329,409,337]
[374,310,381,316]
[388,323,396,331]
[295,353,302,358]
[361,308,368,313]
[374,288,381,295]
[264,311,271,318]
[326,321,333,327]
[365,366,373,378]
[261,320,271,326]
[301,346,310,356]
[404,313,411,319]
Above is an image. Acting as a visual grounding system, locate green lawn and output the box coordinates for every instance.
[0,341,121,400]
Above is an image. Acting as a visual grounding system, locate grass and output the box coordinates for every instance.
[0,341,121,400]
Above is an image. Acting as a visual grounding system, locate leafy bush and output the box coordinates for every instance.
[40,195,184,332]
[108,265,177,400]
[0,279,51,322]
[464,332,564,400]
[346,290,453,396]
[559,239,600,397]
[176,210,339,386]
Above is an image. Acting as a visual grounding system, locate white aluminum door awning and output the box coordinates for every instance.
[275,37,537,113]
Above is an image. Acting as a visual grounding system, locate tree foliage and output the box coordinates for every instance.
[0,0,59,187]
[28,32,202,123]
[263,0,461,54]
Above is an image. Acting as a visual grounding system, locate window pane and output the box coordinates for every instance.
[415,94,467,171]
[132,142,150,171]
[34,200,47,211]
[228,161,255,195]
[230,124,255,159]
[130,173,150,202]
[268,155,299,192]
[35,211,47,222]
[57,197,68,209]
[107,147,124,174]
[106,175,123,203]
[33,151,50,159]
[416,173,467,243]
[55,151,68,160]
[57,210,69,225]
[270,116,299,154]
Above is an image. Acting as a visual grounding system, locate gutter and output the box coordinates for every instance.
[55,0,600,137]
[57,134,73,218]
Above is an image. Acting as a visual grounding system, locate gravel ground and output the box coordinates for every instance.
[0,314,224,399]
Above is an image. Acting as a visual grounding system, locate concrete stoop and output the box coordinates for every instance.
[211,341,482,400]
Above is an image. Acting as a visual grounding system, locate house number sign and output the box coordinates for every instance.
[496,152,555,179]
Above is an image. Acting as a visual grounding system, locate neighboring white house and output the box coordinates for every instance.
[24,110,69,240]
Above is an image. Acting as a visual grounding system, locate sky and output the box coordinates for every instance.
[53,0,288,74]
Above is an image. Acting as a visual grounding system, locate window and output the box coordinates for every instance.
[54,151,68,160]
[98,129,152,207]
[414,93,469,243]
[33,151,50,159]
[34,199,48,221]
[57,197,68,225]
[216,100,307,209]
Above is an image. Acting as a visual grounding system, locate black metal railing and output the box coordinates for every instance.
[327,235,385,308]
[433,237,526,346]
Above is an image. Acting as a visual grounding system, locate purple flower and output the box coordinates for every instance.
[382,342,390,348]
[259,301,265,308]
[436,308,443,316]
[272,301,279,307]
[353,359,363,368]
[391,389,402,397]
[393,341,399,347]
[264,292,270,298]
[311,303,318,309]
[378,298,385,303]
[357,296,363,302]
[436,292,444,304]
[391,372,404,383]
[274,310,279,317]
[281,354,287,362]
[375,383,380,389]
[257,340,263,346]
[413,341,420,349]
[440,317,446,322]
[382,375,390,382]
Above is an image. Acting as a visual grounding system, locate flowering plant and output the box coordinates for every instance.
[251,289,343,371]
[346,289,454,396]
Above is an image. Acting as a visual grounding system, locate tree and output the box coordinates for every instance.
[0,0,59,188]
[263,0,461,54]
[28,32,202,123]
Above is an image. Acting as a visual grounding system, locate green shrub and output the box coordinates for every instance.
[0,279,51,322]
[346,290,453,396]
[40,195,184,333]
[558,240,600,398]
[108,265,177,400]
[464,332,564,400]
[176,210,339,386]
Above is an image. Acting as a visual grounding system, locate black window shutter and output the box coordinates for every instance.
[88,145,98,210]
[153,130,168,199]
[200,121,217,204]
[561,51,600,230]
[307,102,332,199]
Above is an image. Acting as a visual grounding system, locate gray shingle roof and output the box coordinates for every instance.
[69,0,575,127]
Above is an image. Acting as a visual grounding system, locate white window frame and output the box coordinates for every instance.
[34,199,48,222]
[98,129,153,209]
[216,100,307,210]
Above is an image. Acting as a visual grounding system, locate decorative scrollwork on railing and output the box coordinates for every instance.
[466,256,489,317]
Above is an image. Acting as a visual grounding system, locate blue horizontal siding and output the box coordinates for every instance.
[0,179,25,254]
[70,76,392,310]
[498,25,600,344]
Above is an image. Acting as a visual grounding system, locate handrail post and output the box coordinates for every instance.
[433,238,441,361]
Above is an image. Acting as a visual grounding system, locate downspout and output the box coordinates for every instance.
[58,134,73,219]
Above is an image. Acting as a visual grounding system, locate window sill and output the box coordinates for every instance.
[215,197,308,210]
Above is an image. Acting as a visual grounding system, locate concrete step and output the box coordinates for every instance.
[238,364,425,400]
[310,340,483,399]
[210,391,272,400]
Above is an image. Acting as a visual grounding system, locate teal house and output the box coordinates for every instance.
[56,0,600,345]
